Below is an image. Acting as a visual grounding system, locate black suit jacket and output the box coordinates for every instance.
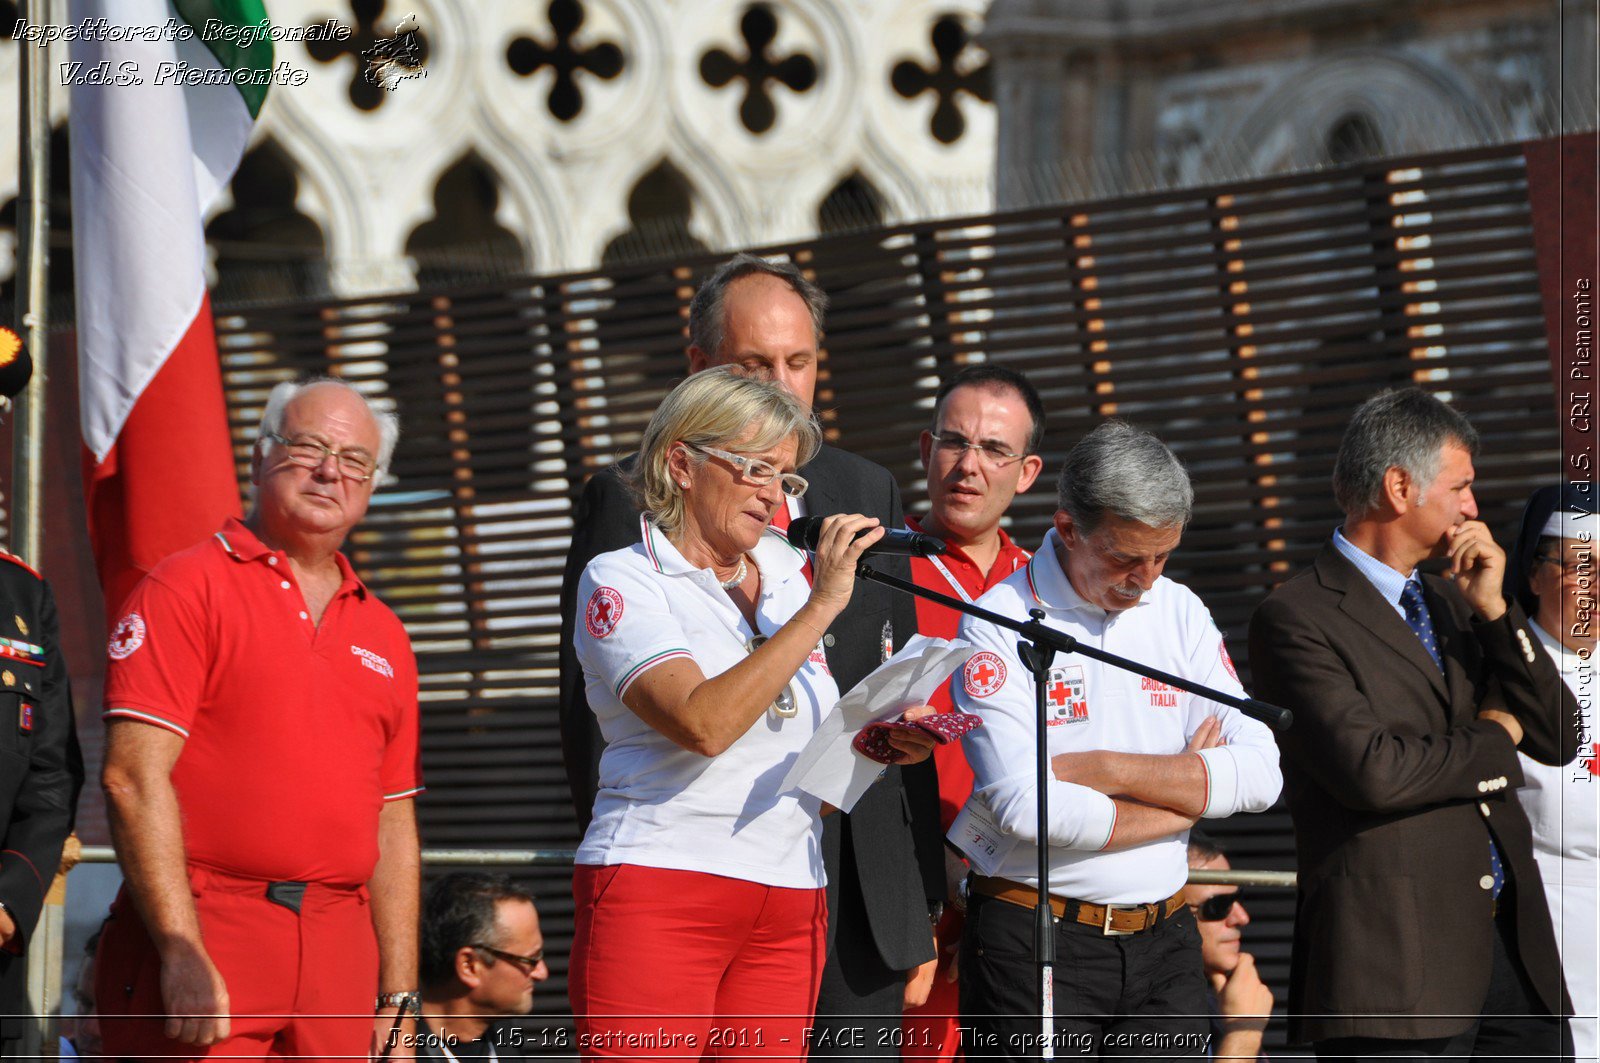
[1248,543,1578,1044]
[0,557,84,1039]
[557,445,943,971]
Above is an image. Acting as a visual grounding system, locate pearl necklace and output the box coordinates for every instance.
[718,556,748,589]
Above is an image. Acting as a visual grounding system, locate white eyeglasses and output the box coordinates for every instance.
[686,443,809,497]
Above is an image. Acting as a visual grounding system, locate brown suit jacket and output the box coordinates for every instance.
[1248,542,1578,1044]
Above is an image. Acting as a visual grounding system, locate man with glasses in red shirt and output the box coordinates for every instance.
[902,364,1044,1058]
[97,378,423,1061]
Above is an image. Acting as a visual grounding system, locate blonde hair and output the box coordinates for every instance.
[630,367,821,535]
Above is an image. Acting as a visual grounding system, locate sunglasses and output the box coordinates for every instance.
[471,942,544,975]
[1193,890,1243,922]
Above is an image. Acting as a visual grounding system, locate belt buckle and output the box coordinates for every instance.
[1101,904,1135,936]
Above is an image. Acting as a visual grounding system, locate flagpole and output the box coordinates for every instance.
[10,0,52,568]
[13,3,63,1058]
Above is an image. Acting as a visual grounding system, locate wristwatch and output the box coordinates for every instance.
[928,900,945,927]
[951,876,970,914]
[375,991,420,1014]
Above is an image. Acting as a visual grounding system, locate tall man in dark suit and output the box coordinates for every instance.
[1248,388,1578,1060]
[557,254,943,1053]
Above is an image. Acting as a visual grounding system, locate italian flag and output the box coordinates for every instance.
[71,0,271,614]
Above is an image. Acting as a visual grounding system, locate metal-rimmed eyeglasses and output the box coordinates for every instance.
[265,432,378,483]
[471,942,545,975]
[928,431,1025,468]
[686,443,809,497]
[1535,552,1592,583]
[1191,890,1243,922]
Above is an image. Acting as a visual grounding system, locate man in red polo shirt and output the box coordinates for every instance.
[96,378,423,1061]
[903,364,1044,1058]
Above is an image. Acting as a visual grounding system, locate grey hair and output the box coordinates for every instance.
[687,253,828,359]
[629,366,821,536]
[1331,388,1479,516]
[255,377,400,479]
[1055,420,1193,533]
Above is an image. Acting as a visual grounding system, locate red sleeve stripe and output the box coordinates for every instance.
[383,786,425,801]
[1195,752,1212,816]
[102,708,191,739]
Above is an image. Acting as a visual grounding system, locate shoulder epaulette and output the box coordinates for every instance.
[0,549,42,581]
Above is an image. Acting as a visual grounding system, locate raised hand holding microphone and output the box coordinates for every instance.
[802,513,887,614]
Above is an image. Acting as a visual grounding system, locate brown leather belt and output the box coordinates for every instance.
[971,875,1186,935]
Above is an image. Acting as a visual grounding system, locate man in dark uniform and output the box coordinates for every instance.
[0,326,86,1056]
[557,254,944,1054]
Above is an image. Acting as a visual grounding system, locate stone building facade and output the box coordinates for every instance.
[985,0,1595,206]
[0,0,999,302]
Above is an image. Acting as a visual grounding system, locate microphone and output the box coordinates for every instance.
[786,516,948,558]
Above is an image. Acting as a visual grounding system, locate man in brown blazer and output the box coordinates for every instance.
[1248,388,1578,1060]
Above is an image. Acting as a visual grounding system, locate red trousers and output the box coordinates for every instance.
[96,866,379,1061]
[570,864,827,1061]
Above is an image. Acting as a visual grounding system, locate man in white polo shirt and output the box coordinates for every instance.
[950,421,1282,1060]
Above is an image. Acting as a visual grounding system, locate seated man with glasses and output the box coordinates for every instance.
[1185,832,1272,1061]
[416,873,549,1060]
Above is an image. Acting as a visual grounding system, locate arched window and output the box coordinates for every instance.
[207,139,329,304]
[600,160,707,266]
[406,154,525,288]
[1325,112,1384,166]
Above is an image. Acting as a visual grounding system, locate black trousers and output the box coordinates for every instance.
[1314,899,1573,1062]
[809,843,906,1060]
[960,891,1212,1060]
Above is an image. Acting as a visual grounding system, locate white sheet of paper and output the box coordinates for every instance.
[783,634,974,812]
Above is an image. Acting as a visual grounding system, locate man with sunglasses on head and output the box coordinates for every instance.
[97,378,424,1062]
[1185,832,1271,1061]
[557,254,943,1055]
[416,873,548,1060]
[901,364,1044,1059]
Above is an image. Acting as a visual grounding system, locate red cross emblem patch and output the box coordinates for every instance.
[1219,639,1238,682]
[108,612,147,660]
[585,587,624,639]
[963,651,1007,699]
[1046,665,1089,725]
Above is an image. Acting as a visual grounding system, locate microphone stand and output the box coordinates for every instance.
[853,561,1291,1062]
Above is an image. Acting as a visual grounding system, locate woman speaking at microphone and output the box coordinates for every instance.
[569,367,936,1059]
